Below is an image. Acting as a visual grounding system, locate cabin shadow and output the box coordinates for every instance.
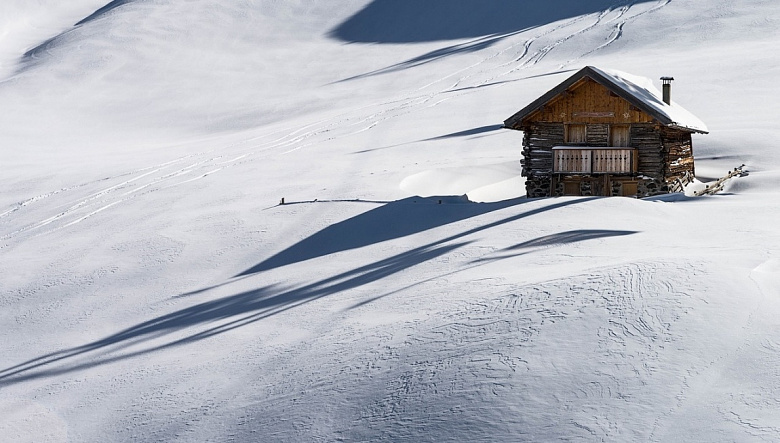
[330,0,648,43]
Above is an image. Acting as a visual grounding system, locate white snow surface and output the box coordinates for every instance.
[1,1,780,441]
[591,66,709,133]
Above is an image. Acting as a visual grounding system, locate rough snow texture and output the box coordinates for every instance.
[2,0,780,442]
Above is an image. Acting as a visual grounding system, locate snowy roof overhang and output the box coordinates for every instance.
[503,66,709,134]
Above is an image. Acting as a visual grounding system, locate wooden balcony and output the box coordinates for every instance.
[553,147,638,174]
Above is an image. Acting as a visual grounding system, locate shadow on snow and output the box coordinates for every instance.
[22,0,137,63]
[330,0,650,43]
[0,197,597,385]
[422,124,505,141]
[334,33,518,83]
[472,229,639,263]
[330,0,652,83]
[0,241,465,385]
[236,195,522,277]
[75,0,136,26]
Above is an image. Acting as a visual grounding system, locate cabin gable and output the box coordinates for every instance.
[522,78,656,127]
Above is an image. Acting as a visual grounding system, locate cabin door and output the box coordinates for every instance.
[621,181,638,197]
[589,175,611,196]
[562,180,580,196]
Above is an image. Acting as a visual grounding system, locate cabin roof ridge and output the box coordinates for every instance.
[503,66,708,134]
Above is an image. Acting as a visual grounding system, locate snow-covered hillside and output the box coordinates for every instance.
[2,1,779,441]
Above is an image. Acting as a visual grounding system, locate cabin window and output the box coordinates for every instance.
[610,125,630,147]
[566,124,587,144]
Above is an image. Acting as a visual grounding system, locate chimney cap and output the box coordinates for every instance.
[660,76,674,83]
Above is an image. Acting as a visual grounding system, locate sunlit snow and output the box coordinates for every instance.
[1,1,780,441]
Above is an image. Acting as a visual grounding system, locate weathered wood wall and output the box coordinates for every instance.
[586,123,609,145]
[515,78,697,198]
[522,78,656,126]
[630,123,664,179]
[521,122,563,197]
[661,127,695,184]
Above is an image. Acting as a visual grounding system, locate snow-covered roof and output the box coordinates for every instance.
[504,66,708,134]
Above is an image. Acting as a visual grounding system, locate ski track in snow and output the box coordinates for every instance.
[0,153,244,245]
[560,0,674,68]
[234,260,722,440]
[0,1,677,248]
[2,258,717,439]
[357,261,775,441]
[243,0,678,157]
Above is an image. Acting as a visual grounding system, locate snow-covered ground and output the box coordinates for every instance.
[2,0,780,441]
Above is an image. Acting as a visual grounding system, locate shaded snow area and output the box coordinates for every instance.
[2,0,780,441]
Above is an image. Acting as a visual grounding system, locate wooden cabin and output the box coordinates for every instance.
[504,66,708,198]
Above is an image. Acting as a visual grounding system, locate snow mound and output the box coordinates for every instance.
[399,162,523,202]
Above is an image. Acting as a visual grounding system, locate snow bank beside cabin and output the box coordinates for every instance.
[399,162,524,202]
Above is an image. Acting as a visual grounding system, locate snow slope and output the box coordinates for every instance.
[1,0,780,441]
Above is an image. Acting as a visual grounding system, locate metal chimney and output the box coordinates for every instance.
[660,76,674,105]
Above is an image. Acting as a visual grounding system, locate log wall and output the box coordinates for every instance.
[522,122,671,198]
[630,123,664,179]
[586,124,609,145]
[515,80,698,198]
[521,122,564,197]
[661,127,695,188]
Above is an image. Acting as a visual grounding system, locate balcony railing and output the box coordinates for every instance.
[553,147,637,174]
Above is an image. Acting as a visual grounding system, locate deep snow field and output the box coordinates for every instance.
[2,1,780,441]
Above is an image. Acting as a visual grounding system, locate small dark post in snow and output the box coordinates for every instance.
[280,197,285,205]
[660,76,674,105]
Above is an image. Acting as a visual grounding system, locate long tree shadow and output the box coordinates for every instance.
[472,229,639,263]
[236,196,529,277]
[334,33,517,83]
[330,0,649,43]
[422,124,505,141]
[0,240,468,386]
[0,197,590,385]
[506,229,638,249]
[76,0,136,25]
[330,0,650,82]
[349,228,639,309]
